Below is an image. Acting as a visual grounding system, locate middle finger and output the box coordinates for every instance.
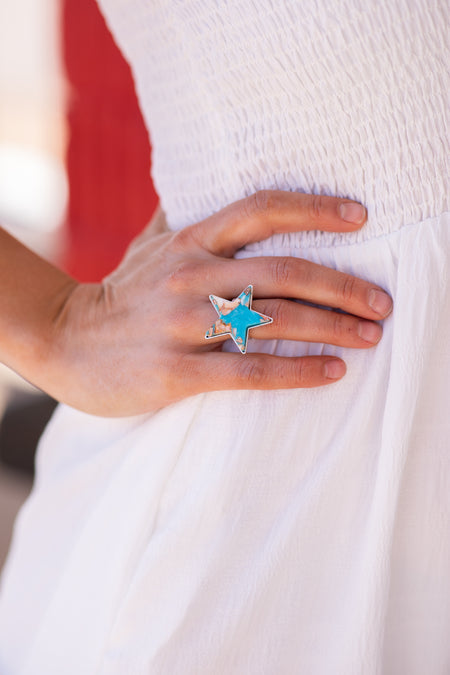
[203,257,393,321]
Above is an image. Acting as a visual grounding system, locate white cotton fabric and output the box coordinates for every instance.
[0,1,449,673]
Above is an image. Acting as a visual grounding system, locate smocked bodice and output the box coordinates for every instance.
[97,0,448,248]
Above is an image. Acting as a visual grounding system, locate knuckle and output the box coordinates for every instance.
[170,226,199,252]
[339,275,357,303]
[271,258,294,287]
[294,358,307,383]
[164,261,199,292]
[293,357,318,385]
[236,358,267,387]
[308,194,325,222]
[332,312,346,339]
[242,189,273,220]
[267,302,288,334]
[254,189,273,213]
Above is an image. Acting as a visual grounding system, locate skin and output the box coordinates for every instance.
[0,190,392,417]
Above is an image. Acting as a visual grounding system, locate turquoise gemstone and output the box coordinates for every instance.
[205,285,273,354]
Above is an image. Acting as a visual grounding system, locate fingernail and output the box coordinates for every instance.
[368,289,393,316]
[324,359,346,380]
[358,321,383,344]
[339,202,366,224]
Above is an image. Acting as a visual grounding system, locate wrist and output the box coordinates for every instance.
[0,227,79,391]
[0,275,79,389]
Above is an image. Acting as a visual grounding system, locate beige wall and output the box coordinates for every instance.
[0,0,67,256]
[0,0,66,156]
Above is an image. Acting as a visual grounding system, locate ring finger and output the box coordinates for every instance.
[201,256,393,322]
[180,297,383,349]
[252,298,383,347]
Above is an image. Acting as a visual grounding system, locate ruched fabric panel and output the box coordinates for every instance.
[96,0,448,246]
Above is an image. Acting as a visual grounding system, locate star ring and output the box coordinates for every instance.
[205,285,273,354]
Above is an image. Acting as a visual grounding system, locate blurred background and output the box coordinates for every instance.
[0,0,158,570]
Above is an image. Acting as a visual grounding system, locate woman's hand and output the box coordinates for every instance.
[43,191,392,416]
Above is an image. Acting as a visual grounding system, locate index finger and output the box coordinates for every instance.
[187,190,367,257]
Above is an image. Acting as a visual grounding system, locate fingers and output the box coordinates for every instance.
[251,299,383,347]
[188,257,393,322]
[181,297,383,349]
[178,352,347,395]
[180,190,367,257]
[247,256,392,319]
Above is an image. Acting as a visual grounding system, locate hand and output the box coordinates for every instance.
[47,191,392,416]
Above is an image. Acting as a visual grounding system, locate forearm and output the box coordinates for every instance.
[0,227,77,388]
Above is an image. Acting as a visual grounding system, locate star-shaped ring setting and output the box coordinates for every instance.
[205,285,273,354]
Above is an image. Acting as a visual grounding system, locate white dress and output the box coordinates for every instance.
[0,1,449,673]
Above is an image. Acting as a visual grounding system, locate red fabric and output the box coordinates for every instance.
[62,0,158,281]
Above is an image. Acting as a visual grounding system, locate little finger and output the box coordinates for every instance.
[178,352,347,394]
